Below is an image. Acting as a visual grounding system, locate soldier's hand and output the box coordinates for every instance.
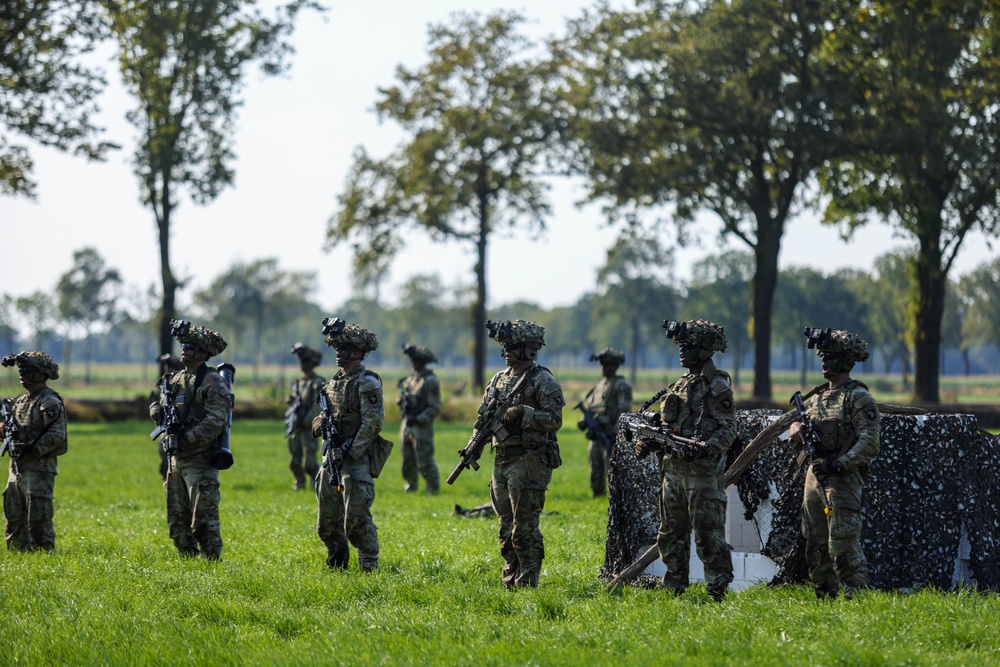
[311,415,324,438]
[502,406,524,427]
[814,458,844,476]
[634,438,652,460]
[395,396,403,406]
[576,418,587,431]
[788,421,803,444]
[149,403,162,423]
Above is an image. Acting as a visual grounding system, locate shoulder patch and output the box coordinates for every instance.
[709,376,733,397]
[359,374,382,394]
[864,407,878,421]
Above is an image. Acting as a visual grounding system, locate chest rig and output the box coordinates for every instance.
[325,369,365,439]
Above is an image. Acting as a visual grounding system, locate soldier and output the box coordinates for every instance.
[398,344,442,494]
[155,353,183,481]
[311,318,391,571]
[286,343,326,491]
[576,347,633,496]
[0,352,67,552]
[789,328,879,600]
[149,323,232,560]
[634,319,736,601]
[479,319,564,588]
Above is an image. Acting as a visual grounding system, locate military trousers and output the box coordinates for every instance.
[4,467,57,552]
[587,438,608,496]
[656,471,734,594]
[400,423,439,493]
[317,458,379,570]
[166,457,222,559]
[490,450,553,588]
[288,429,320,490]
[802,465,869,597]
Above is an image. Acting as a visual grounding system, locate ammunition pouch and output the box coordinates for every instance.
[368,435,394,478]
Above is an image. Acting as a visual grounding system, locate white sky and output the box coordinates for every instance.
[2,0,997,313]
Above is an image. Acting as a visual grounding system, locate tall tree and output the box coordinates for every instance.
[820,0,1000,402]
[1,0,114,197]
[329,10,560,390]
[105,0,318,357]
[685,251,753,386]
[553,0,854,400]
[55,247,122,383]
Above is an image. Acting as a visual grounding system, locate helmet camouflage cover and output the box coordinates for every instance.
[669,319,727,353]
[291,343,323,365]
[590,347,626,365]
[176,324,228,357]
[487,319,546,350]
[1,351,60,379]
[809,328,870,363]
[325,322,379,353]
[402,344,437,363]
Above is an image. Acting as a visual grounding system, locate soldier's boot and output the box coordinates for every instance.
[326,536,350,570]
[814,585,839,600]
[502,562,520,589]
[707,585,728,602]
[662,572,688,597]
[202,551,221,562]
[178,548,200,558]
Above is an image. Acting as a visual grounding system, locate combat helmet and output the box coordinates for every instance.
[402,344,437,364]
[291,343,323,366]
[487,319,546,350]
[171,320,228,357]
[321,317,379,354]
[590,347,626,366]
[663,319,727,353]
[803,327,870,363]
[1,351,60,380]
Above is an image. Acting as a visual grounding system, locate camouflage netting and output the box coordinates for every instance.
[603,409,1000,590]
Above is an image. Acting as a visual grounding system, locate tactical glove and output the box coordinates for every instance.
[502,406,524,427]
[576,418,587,431]
[814,458,844,476]
[311,415,324,438]
[634,438,653,460]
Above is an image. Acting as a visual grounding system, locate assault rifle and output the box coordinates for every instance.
[318,392,349,492]
[574,401,614,458]
[621,411,707,460]
[1,398,22,479]
[791,391,823,462]
[285,383,302,438]
[150,375,183,480]
[447,371,532,485]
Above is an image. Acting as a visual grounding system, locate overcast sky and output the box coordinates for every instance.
[2,0,997,314]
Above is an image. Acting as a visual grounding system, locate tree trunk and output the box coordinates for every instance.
[84,328,93,385]
[751,225,781,401]
[912,234,945,402]
[472,192,489,392]
[157,181,178,358]
[962,348,970,376]
[630,316,640,387]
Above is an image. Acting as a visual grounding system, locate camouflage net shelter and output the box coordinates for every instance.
[603,409,1000,590]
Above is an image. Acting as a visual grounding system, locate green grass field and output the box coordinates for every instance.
[2,421,999,666]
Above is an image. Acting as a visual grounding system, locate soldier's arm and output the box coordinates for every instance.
[840,389,880,470]
[520,372,564,434]
[182,374,230,447]
[348,374,384,460]
[703,378,737,453]
[610,379,634,425]
[416,375,442,424]
[30,395,67,457]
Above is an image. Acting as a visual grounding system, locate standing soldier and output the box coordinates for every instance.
[634,319,736,601]
[149,322,232,560]
[1,352,67,552]
[285,343,326,491]
[576,347,633,497]
[398,344,442,495]
[311,318,392,571]
[789,328,879,600]
[155,353,184,481]
[479,320,564,588]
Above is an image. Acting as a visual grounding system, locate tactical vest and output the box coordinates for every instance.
[809,380,868,458]
[325,368,381,439]
[13,388,67,459]
[660,370,730,441]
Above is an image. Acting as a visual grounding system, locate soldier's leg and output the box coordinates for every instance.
[400,426,419,492]
[166,461,198,556]
[656,473,692,594]
[25,471,57,552]
[188,466,222,560]
[4,473,30,551]
[415,434,440,494]
[588,440,607,497]
[158,441,169,481]
[316,469,349,568]
[829,474,868,599]
[801,471,838,597]
[690,481,734,600]
[490,467,519,588]
[343,475,378,571]
[303,436,320,490]
[289,434,306,490]
[509,455,552,588]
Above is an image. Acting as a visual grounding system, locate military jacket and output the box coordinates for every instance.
[583,375,633,435]
[400,369,442,429]
[288,371,326,434]
[150,365,232,460]
[802,379,880,472]
[320,364,384,462]
[658,358,736,477]
[480,363,564,450]
[7,387,67,475]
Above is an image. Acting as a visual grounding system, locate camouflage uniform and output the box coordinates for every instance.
[287,344,326,490]
[480,320,564,588]
[149,325,232,560]
[2,352,67,552]
[796,329,880,599]
[580,348,632,496]
[399,345,442,494]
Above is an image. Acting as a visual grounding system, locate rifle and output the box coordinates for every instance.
[447,370,532,485]
[150,375,182,480]
[285,382,302,438]
[397,378,411,424]
[318,392,349,492]
[621,411,707,460]
[574,400,614,458]
[791,390,832,515]
[1,398,22,480]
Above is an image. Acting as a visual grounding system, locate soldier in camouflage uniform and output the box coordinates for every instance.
[789,328,879,600]
[1,352,67,552]
[577,347,633,496]
[478,320,564,588]
[149,324,232,560]
[311,320,388,571]
[635,320,736,600]
[286,344,325,491]
[398,344,442,494]
[155,353,183,481]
